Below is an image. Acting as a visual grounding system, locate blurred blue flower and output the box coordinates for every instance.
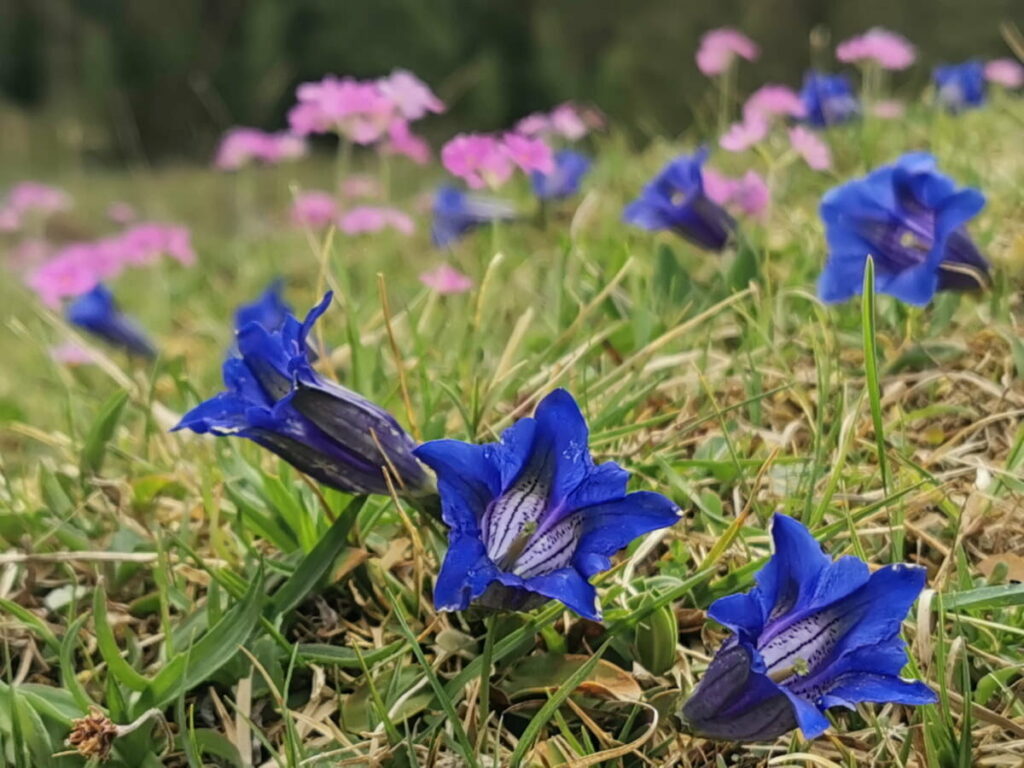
[681,514,935,742]
[531,150,591,200]
[431,186,517,247]
[623,148,736,251]
[234,280,292,333]
[799,72,860,127]
[934,60,987,112]
[66,284,156,358]
[818,152,989,305]
[414,389,680,620]
[173,293,429,497]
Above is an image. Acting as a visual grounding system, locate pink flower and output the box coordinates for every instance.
[441,134,514,189]
[26,250,99,308]
[340,175,383,199]
[0,207,20,232]
[420,264,473,294]
[6,239,50,271]
[291,191,339,228]
[503,133,555,175]
[696,28,759,76]
[550,103,589,141]
[788,126,832,171]
[5,182,71,216]
[214,128,306,169]
[743,85,807,122]
[107,202,137,225]
[289,76,396,144]
[515,112,552,136]
[338,206,415,236]
[871,99,906,119]
[377,69,445,120]
[50,342,96,366]
[985,58,1024,89]
[117,223,196,267]
[720,118,768,152]
[702,168,769,218]
[263,132,307,163]
[836,28,915,70]
[382,119,431,164]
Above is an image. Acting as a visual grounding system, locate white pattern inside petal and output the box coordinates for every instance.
[511,514,581,578]
[481,471,551,567]
[758,608,847,682]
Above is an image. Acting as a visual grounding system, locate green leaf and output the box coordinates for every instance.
[0,597,61,654]
[268,497,365,619]
[297,640,405,668]
[941,584,1024,611]
[93,582,153,692]
[59,614,94,712]
[141,570,265,712]
[80,389,130,479]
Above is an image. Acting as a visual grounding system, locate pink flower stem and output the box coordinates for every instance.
[717,63,737,136]
[334,134,352,197]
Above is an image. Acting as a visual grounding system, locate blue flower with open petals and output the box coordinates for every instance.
[681,514,935,742]
[66,284,156,358]
[234,280,292,333]
[934,60,986,112]
[432,186,517,247]
[800,71,860,127]
[531,150,591,200]
[623,149,735,252]
[819,152,989,306]
[174,293,428,497]
[414,389,680,621]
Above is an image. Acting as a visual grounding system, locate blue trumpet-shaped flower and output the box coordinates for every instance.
[414,389,680,621]
[65,284,156,358]
[531,150,591,200]
[818,152,989,306]
[234,280,292,333]
[681,514,935,742]
[934,60,986,112]
[799,71,860,127]
[623,148,736,251]
[174,293,429,497]
[431,186,517,247]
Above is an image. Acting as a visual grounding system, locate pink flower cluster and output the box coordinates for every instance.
[836,28,916,70]
[290,191,414,236]
[214,128,306,171]
[721,85,808,154]
[702,168,770,218]
[515,102,598,141]
[696,28,759,76]
[441,133,554,189]
[420,264,472,294]
[288,70,442,151]
[788,126,832,171]
[0,182,72,232]
[986,58,1024,89]
[27,223,196,308]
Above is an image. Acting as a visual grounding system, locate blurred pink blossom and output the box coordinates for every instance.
[382,119,431,164]
[291,191,339,229]
[0,207,20,232]
[340,175,383,199]
[119,223,196,267]
[743,85,807,122]
[550,103,589,140]
[503,133,555,174]
[338,206,415,236]
[720,118,768,152]
[27,250,99,308]
[289,76,395,144]
[441,134,514,189]
[377,69,445,120]
[50,342,96,366]
[788,126,832,170]
[106,202,138,225]
[836,28,915,70]
[6,239,50,271]
[214,128,306,170]
[3,182,72,225]
[515,112,551,136]
[871,99,906,119]
[985,58,1024,88]
[420,264,473,294]
[696,28,759,76]
[702,168,769,218]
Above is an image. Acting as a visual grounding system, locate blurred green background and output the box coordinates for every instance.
[0,0,1020,167]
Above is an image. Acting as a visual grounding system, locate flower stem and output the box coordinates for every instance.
[477,614,498,746]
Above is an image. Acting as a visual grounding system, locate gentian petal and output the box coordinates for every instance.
[573,491,682,577]
[414,439,501,532]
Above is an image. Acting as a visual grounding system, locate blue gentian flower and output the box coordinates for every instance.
[234,280,292,333]
[531,150,591,200]
[65,284,156,358]
[623,148,736,252]
[818,152,989,305]
[681,514,936,742]
[414,389,680,620]
[173,293,429,497]
[934,60,987,112]
[432,186,517,247]
[799,71,860,127]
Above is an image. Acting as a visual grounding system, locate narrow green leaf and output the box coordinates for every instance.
[0,598,61,654]
[59,614,94,712]
[80,389,130,479]
[941,584,1024,611]
[93,582,152,692]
